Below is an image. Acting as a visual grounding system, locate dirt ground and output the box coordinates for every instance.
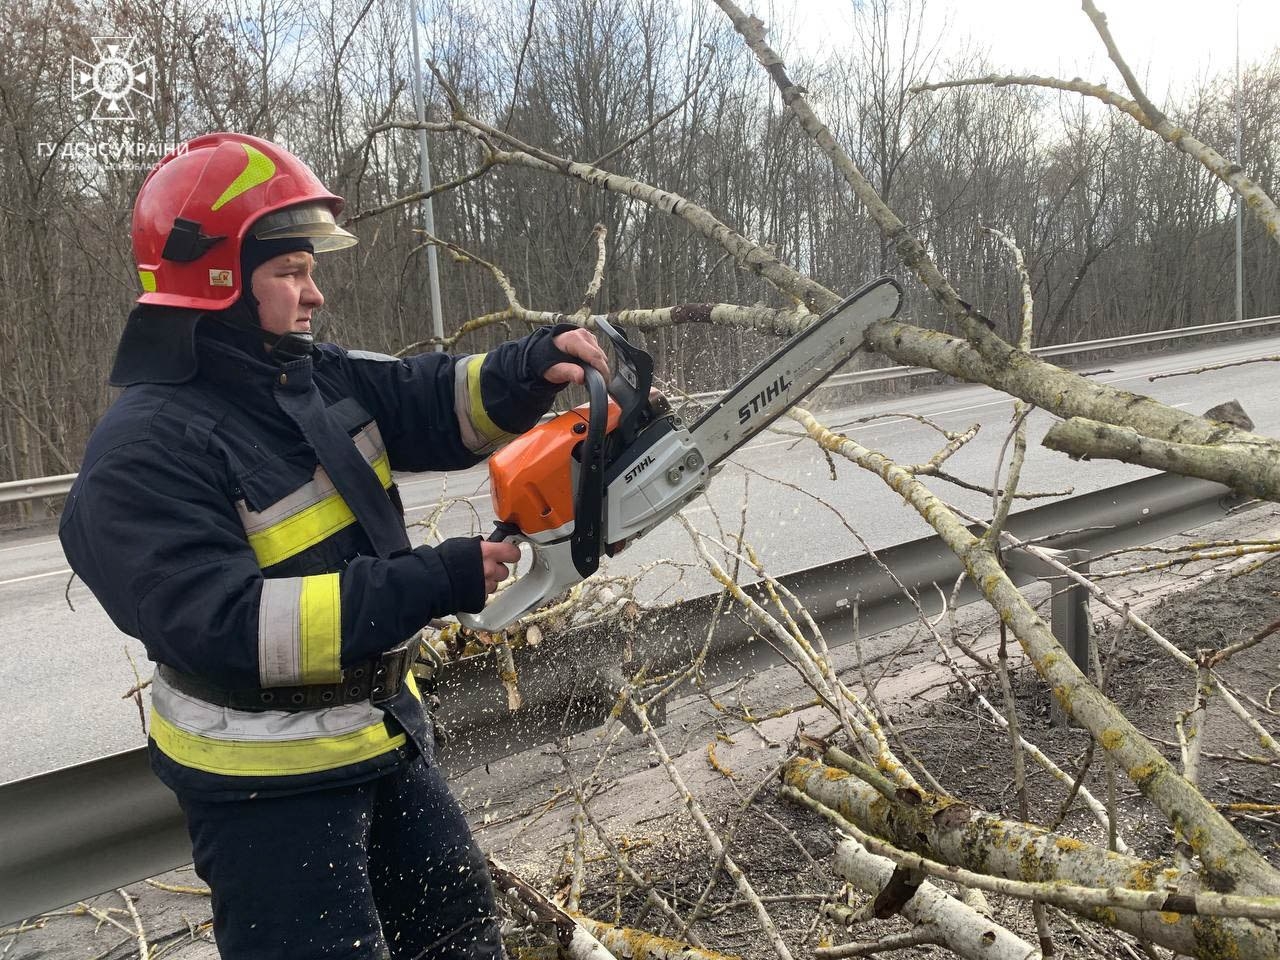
[9,504,1280,959]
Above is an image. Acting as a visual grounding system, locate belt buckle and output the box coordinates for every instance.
[371,640,414,704]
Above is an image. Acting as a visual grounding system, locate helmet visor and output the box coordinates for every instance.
[251,202,358,252]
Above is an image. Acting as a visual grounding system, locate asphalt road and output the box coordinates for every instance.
[3,332,1279,782]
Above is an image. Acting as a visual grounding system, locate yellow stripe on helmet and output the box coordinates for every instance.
[210,143,277,212]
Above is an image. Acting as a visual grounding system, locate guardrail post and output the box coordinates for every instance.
[1003,545,1093,728]
[1050,548,1091,727]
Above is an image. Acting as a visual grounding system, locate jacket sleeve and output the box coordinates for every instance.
[58,439,485,689]
[334,323,578,472]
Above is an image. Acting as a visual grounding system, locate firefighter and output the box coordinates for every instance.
[59,132,608,959]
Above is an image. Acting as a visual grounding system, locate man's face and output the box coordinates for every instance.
[250,251,324,338]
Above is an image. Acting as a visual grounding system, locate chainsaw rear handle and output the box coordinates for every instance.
[457,363,609,632]
[456,535,582,632]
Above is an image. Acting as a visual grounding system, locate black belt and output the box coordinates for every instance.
[158,641,416,712]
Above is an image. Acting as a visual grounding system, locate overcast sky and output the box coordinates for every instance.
[789,0,1280,100]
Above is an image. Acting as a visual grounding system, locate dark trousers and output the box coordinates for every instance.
[179,755,503,960]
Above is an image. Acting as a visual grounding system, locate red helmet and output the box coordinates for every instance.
[131,133,357,310]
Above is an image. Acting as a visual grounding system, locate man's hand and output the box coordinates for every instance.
[480,539,521,595]
[544,328,610,385]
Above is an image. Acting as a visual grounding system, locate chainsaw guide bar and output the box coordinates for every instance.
[689,276,904,470]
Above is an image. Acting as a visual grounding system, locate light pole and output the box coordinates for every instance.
[409,0,445,350]
[1235,2,1244,323]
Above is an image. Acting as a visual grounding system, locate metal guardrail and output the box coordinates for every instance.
[4,314,1279,505]
[1033,313,1280,357]
[0,471,1251,925]
[679,312,1280,402]
[0,473,78,506]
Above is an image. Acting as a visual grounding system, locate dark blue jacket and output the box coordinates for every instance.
[60,316,570,799]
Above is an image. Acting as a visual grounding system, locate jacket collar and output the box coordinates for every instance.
[110,303,321,393]
[196,319,316,395]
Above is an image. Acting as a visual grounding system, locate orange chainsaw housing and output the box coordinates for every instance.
[488,399,622,537]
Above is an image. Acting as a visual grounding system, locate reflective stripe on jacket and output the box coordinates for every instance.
[60,317,570,799]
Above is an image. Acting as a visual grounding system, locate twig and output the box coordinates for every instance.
[570,914,741,960]
[1149,355,1280,382]
[344,162,496,227]
[123,648,148,736]
[1086,621,1122,856]
[496,640,522,712]
[997,622,1054,951]
[1091,538,1280,563]
[142,880,209,896]
[1049,740,1096,833]
[588,62,708,168]
[501,0,539,133]
[1210,615,1280,667]
[573,224,608,321]
[980,225,1036,547]
[567,780,587,913]
[77,901,135,937]
[118,889,149,960]
[813,927,941,958]
[1087,544,1280,581]
[0,920,40,960]
[627,695,796,960]
[1147,736,1277,767]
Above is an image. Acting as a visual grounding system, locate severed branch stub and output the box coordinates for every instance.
[488,857,618,960]
[821,834,1037,960]
[785,761,1280,958]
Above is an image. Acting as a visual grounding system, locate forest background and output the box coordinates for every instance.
[3,0,1278,483]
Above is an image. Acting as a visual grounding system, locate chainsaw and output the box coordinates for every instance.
[457,276,903,631]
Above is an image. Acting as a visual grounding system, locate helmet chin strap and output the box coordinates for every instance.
[266,330,315,364]
[218,299,316,364]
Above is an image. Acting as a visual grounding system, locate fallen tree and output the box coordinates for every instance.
[50,2,1280,958]
[379,2,1280,956]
